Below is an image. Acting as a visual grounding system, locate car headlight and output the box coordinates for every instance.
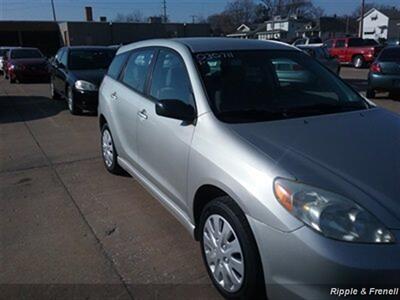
[75,80,98,91]
[274,178,395,243]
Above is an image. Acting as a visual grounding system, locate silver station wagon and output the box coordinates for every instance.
[99,38,400,300]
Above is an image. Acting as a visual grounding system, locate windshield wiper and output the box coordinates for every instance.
[218,109,287,122]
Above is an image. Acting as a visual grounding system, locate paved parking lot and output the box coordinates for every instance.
[0,79,219,299]
[1,67,399,299]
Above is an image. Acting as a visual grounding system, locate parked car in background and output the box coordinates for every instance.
[324,37,383,68]
[367,46,400,98]
[99,38,400,300]
[50,46,116,114]
[292,36,322,46]
[4,47,49,83]
[297,44,340,74]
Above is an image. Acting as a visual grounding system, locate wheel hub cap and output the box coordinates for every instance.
[203,214,244,293]
[102,130,113,167]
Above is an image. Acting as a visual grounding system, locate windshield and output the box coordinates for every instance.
[68,49,116,70]
[194,50,368,123]
[379,48,400,62]
[11,49,42,59]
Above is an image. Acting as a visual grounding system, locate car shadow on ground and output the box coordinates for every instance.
[0,96,66,123]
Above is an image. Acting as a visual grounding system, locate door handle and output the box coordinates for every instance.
[137,109,148,120]
[110,92,118,100]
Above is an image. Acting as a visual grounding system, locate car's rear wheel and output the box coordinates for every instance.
[352,55,364,68]
[366,89,376,98]
[101,123,124,174]
[199,197,266,300]
[67,86,81,115]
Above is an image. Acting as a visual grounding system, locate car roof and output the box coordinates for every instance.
[119,37,296,54]
[297,43,325,48]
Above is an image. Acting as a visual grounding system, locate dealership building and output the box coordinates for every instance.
[0,20,211,56]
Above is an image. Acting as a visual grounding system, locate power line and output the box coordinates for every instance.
[50,0,57,21]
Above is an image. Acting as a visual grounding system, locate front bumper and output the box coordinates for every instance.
[73,89,99,111]
[11,69,50,81]
[248,216,400,300]
[369,73,400,92]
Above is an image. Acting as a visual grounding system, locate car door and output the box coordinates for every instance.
[334,39,346,63]
[112,48,155,165]
[136,48,196,211]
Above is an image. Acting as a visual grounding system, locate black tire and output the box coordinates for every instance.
[199,197,266,300]
[101,123,124,175]
[366,89,376,99]
[352,55,364,68]
[9,75,16,84]
[67,86,82,115]
[50,79,61,100]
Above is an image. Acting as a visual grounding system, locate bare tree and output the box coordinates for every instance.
[114,9,145,23]
[225,0,258,25]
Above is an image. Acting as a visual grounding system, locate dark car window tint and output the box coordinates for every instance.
[150,49,193,105]
[11,49,42,59]
[108,52,129,80]
[379,48,400,61]
[68,49,116,70]
[335,40,345,48]
[121,49,154,92]
[194,50,366,123]
[0,49,8,56]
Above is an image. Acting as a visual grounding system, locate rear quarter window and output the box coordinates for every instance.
[107,52,129,80]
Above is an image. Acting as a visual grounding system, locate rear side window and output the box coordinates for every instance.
[108,52,129,80]
[121,49,154,93]
[335,40,346,48]
[149,49,193,106]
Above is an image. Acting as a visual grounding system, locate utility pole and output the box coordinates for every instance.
[359,0,365,38]
[50,0,57,21]
[190,15,196,24]
[162,0,167,23]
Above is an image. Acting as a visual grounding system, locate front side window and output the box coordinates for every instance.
[68,49,116,70]
[108,52,129,80]
[194,50,367,123]
[11,49,43,59]
[121,49,154,92]
[150,49,193,105]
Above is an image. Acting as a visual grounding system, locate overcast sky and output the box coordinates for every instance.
[0,0,398,22]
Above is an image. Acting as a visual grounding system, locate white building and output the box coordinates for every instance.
[360,8,400,40]
[256,15,308,41]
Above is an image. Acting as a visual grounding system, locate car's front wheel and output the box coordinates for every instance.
[67,86,81,115]
[199,197,266,300]
[101,123,123,174]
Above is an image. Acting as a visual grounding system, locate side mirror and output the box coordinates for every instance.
[155,100,196,123]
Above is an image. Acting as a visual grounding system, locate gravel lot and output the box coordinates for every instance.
[0,67,399,299]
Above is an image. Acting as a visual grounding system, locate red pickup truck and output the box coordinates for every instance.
[324,37,383,68]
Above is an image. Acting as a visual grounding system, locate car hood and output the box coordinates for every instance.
[228,108,400,227]
[11,58,47,65]
[69,69,107,86]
